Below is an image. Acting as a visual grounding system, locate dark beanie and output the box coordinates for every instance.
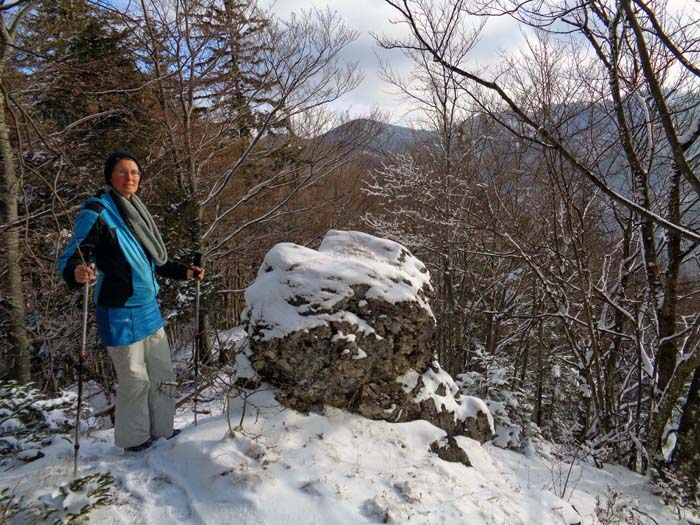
[104,151,142,185]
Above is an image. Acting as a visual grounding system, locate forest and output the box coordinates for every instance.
[1,0,699,516]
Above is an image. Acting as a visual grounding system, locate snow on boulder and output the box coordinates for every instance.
[244,230,494,443]
[396,364,494,443]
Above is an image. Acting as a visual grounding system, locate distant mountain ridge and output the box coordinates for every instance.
[321,118,433,153]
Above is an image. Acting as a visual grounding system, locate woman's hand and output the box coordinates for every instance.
[187,266,205,281]
[74,263,96,284]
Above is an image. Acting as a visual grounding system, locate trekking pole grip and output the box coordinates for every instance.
[79,245,94,271]
[193,252,202,277]
[80,247,93,359]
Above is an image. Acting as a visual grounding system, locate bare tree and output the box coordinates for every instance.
[0,0,37,384]
[368,18,487,372]
[379,0,700,481]
[121,0,369,362]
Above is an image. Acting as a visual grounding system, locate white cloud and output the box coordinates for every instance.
[264,0,413,123]
[264,0,693,127]
[263,1,530,126]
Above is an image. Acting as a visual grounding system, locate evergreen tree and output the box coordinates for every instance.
[2,0,154,386]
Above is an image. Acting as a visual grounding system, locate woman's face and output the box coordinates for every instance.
[110,159,141,198]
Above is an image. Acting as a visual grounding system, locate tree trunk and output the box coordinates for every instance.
[0,91,30,383]
[197,311,213,365]
[533,320,544,428]
[191,200,212,365]
[656,167,682,392]
[646,167,682,459]
[672,366,700,480]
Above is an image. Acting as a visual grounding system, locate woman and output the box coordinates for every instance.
[59,151,204,452]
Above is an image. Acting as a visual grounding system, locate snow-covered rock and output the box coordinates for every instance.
[244,230,494,443]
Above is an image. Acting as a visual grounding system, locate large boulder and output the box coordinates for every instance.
[243,230,494,442]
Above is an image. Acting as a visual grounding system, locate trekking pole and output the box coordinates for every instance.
[74,246,93,479]
[192,252,202,426]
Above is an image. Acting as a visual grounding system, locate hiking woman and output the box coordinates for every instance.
[59,151,204,452]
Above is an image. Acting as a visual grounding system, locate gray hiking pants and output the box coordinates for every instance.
[107,327,176,448]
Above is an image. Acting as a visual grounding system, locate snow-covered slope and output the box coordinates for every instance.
[0,384,682,524]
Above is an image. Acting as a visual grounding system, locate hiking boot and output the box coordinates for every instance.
[125,437,155,452]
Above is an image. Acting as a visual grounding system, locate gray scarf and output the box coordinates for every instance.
[109,188,168,266]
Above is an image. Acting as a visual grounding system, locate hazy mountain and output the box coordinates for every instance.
[321,118,434,154]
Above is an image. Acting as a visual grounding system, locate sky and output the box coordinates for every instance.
[264,0,525,127]
[265,0,696,128]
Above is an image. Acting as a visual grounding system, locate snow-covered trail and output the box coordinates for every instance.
[1,426,194,523]
[1,388,682,524]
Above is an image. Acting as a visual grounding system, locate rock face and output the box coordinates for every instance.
[430,437,471,466]
[244,230,494,443]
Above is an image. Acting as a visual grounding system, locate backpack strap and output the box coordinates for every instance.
[83,201,105,214]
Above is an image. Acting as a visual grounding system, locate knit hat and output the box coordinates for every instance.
[104,151,142,185]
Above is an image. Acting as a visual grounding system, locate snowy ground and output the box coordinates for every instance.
[0,385,687,525]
